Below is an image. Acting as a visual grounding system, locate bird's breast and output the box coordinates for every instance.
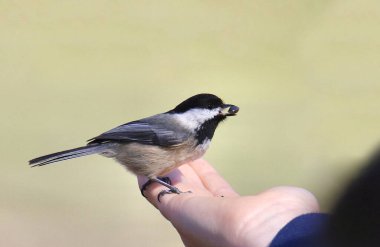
[111,138,210,178]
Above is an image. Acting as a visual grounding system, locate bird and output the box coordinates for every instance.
[29,93,239,200]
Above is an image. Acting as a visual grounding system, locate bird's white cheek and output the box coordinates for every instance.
[173,109,220,131]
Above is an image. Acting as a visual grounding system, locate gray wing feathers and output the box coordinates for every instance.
[88,117,189,147]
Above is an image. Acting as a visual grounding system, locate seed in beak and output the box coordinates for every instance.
[222,104,239,116]
[228,105,239,115]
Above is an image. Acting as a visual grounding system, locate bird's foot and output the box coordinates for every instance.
[140,176,191,202]
[140,176,172,197]
[157,188,192,202]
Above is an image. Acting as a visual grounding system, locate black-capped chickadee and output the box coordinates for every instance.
[29,93,239,199]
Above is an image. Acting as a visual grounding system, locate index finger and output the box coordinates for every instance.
[188,159,239,197]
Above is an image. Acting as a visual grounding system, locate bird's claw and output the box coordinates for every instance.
[157,188,192,202]
[140,177,172,198]
[140,176,191,202]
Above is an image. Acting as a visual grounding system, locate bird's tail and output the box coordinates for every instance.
[29,143,113,167]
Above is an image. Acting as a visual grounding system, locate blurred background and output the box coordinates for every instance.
[1,0,380,246]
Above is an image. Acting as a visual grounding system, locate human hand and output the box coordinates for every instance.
[138,159,319,247]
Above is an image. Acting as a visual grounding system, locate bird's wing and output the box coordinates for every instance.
[87,117,189,147]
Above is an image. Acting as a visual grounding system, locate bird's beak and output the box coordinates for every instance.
[221,104,239,116]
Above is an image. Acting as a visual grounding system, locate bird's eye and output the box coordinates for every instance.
[207,104,213,110]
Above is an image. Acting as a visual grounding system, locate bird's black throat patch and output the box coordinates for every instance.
[195,115,226,144]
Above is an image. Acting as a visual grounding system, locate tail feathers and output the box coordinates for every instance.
[29,143,112,167]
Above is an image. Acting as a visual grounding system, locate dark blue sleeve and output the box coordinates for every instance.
[270,213,330,247]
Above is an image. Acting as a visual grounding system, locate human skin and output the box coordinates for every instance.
[138,159,320,247]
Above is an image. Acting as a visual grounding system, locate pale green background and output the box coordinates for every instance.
[1,1,380,246]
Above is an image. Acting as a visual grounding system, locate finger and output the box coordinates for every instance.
[188,159,239,197]
[176,164,208,189]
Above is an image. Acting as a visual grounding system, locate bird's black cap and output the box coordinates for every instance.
[171,93,225,113]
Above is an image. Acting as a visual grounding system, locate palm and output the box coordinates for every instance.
[138,159,319,247]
